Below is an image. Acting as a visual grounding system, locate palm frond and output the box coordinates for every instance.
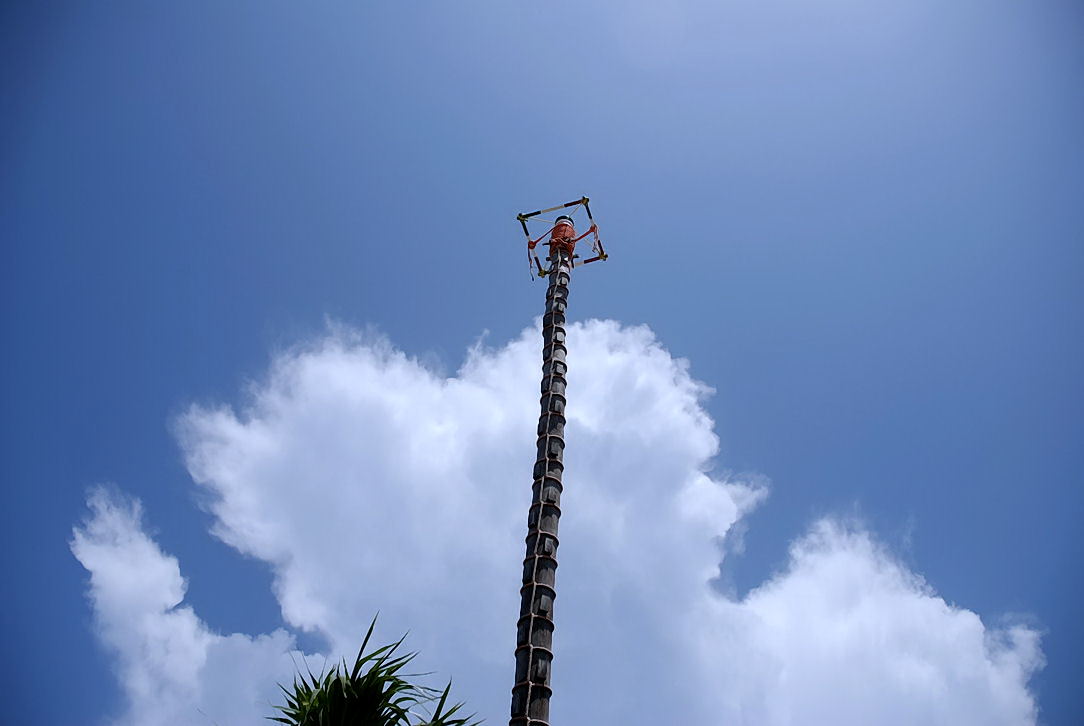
[269,616,481,726]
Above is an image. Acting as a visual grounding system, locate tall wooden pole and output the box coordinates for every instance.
[509,248,571,726]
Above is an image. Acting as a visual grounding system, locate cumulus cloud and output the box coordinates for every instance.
[688,521,1042,724]
[74,320,1041,725]
[71,487,317,726]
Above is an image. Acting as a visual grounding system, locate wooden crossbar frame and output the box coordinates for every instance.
[516,196,608,278]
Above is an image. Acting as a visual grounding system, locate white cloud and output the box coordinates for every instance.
[687,520,1043,724]
[74,320,1041,725]
[71,487,317,726]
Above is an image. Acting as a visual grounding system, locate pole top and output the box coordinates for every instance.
[517,197,609,279]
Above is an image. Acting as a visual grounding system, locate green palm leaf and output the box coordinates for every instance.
[269,617,481,726]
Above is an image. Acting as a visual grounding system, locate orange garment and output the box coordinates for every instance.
[550,221,577,256]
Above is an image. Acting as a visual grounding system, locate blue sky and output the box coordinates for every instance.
[2,1,1082,724]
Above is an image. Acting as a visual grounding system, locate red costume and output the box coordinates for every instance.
[529,216,595,258]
